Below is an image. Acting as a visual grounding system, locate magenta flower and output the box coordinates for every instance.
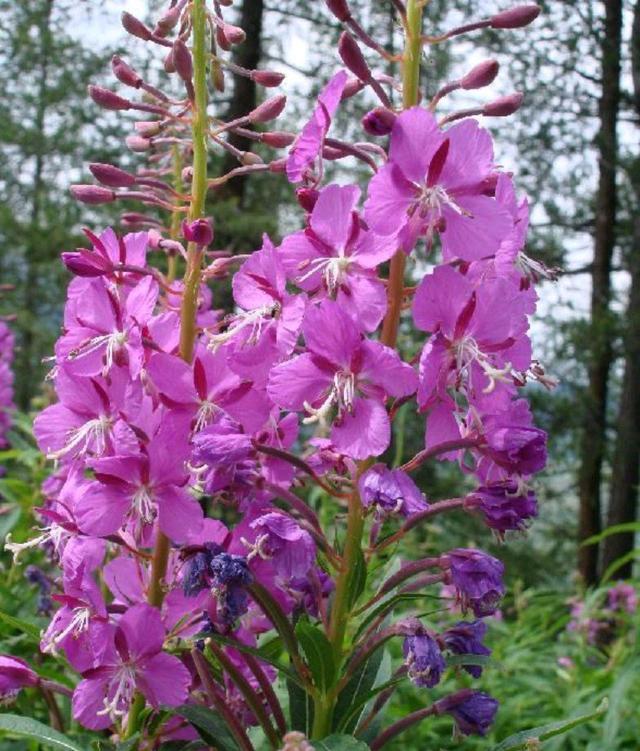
[246,511,316,578]
[445,548,505,617]
[62,228,148,279]
[280,183,395,331]
[0,656,39,702]
[401,626,445,688]
[465,482,538,535]
[358,464,428,517]
[72,603,190,729]
[268,300,417,459]
[364,107,512,257]
[286,70,348,183]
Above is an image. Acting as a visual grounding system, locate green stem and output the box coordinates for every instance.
[128,1,210,742]
[310,2,425,740]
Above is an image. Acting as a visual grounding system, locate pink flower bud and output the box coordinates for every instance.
[261,131,296,148]
[222,23,246,45]
[342,78,365,99]
[460,59,499,90]
[249,95,287,123]
[483,92,524,116]
[154,5,182,37]
[296,188,319,212]
[241,152,264,166]
[111,55,142,88]
[61,249,112,277]
[121,12,153,41]
[147,229,164,248]
[269,158,287,173]
[70,185,116,204]
[338,32,371,82]
[362,107,396,136]
[89,163,136,188]
[251,70,286,88]
[182,166,194,182]
[163,48,176,74]
[182,218,214,246]
[173,39,193,83]
[135,121,162,137]
[490,4,540,29]
[88,85,131,111]
[216,25,232,52]
[326,0,351,22]
[126,135,152,152]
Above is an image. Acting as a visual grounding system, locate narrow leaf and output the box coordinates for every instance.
[316,735,370,750]
[0,715,85,751]
[0,609,42,640]
[169,704,240,751]
[295,621,336,692]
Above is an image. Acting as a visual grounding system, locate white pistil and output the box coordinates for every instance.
[97,665,137,721]
[298,255,352,293]
[48,415,112,460]
[6,523,67,562]
[67,331,127,375]
[195,399,217,431]
[42,606,91,655]
[241,532,271,562]
[206,304,276,350]
[453,336,512,394]
[131,485,156,525]
[303,371,356,426]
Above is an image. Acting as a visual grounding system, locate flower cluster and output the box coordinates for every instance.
[567,581,637,647]
[3,1,550,747]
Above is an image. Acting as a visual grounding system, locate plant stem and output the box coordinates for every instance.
[129,1,210,741]
[310,2,425,740]
[379,0,424,349]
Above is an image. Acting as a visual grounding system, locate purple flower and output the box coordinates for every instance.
[437,689,499,736]
[402,628,445,688]
[442,620,491,678]
[209,553,253,625]
[364,107,512,257]
[606,582,637,614]
[0,656,39,702]
[465,482,538,535]
[247,512,316,578]
[286,71,348,183]
[445,548,505,617]
[72,604,191,729]
[268,300,417,459]
[358,464,428,517]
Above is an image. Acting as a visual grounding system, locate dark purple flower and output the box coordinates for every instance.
[401,624,445,688]
[209,553,253,625]
[437,689,499,736]
[0,656,39,702]
[442,620,491,678]
[465,482,537,534]
[446,548,505,617]
[358,464,428,517]
[248,512,316,578]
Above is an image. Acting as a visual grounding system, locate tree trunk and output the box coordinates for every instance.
[577,0,623,584]
[600,1,640,579]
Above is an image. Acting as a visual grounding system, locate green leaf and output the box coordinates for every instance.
[0,715,86,751]
[315,735,370,750]
[115,736,140,751]
[582,522,640,546]
[491,698,608,750]
[0,609,42,640]
[169,704,239,751]
[335,675,406,734]
[347,548,367,609]
[601,549,640,582]
[287,675,314,735]
[334,642,385,733]
[295,621,336,692]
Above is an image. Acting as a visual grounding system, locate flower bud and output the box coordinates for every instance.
[154,5,182,37]
[89,163,136,188]
[296,188,319,212]
[460,59,499,90]
[326,0,351,22]
[88,85,131,111]
[121,12,153,41]
[268,158,287,173]
[147,228,164,248]
[249,94,287,123]
[342,78,365,99]
[338,32,371,82]
[135,120,163,137]
[172,39,193,83]
[221,23,246,45]
[362,106,396,136]
[126,135,152,152]
[70,185,116,204]
[111,55,142,88]
[163,47,176,74]
[261,131,295,148]
[182,218,214,246]
[182,166,194,182]
[61,249,112,277]
[483,92,524,116]
[490,4,541,29]
[241,151,264,166]
[251,70,286,88]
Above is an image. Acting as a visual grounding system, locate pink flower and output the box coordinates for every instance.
[364,107,512,258]
[72,603,190,729]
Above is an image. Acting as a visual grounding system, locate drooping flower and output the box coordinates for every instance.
[442,620,491,678]
[402,627,445,688]
[268,300,417,459]
[0,656,39,703]
[465,482,538,535]
[364,107,512,257]
[358,464,428,518]
[437,689,499,736]
[445,548,505,617]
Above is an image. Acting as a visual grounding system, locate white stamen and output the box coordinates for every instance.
[97,666,137,721]
[206,304,277,350]
[47,416,112,460]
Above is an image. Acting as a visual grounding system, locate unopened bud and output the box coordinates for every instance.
[296,188,319,213]
[221,23,246,45]
[164,49,176,74]
[216,25,232,52]
[154,5,182,37]
[135,120,162,137]
[126,135,152,152]
[62,250,112,277]
[491,4,541,29]
[147,229,164,248]
[362,106,396,136]
[89,163,136,188]
[182,166,194,182]
[111,55,142,88]
[241,151,264,166]
[70,185,116,204]
[326,0,351,22]
[121,212,162,228]
[268,158,287,173]
[342,78,365,99]
[460,59,499,90]
[483,92,524,116]
[338,32,371,82]
[251,70,285,88]
[182,218,214,246]
[121,12,153,41]
[88,85,131,111]
[249,94,287,123]
[261,131,296,148]
[173,39,193,83]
